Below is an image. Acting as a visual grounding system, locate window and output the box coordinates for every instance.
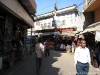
[36,22,40,26]
[62,20,66,25]
[41,24,43,28]
[48,22,51,27]
[44,23,47,27]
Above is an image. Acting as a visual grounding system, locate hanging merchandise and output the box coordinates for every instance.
[95,31,100,41]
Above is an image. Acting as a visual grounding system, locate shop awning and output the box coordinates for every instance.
[19,0,36,15]
[83,21,100,33]
[0,0,35,27]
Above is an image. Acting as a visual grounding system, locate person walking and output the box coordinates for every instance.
[32,38,37,51]
[45,40,50,57]
[11,36,17,62]
[72,41,76,53]
[35,39,45,75]
[74,39,91,75]
[43,40,47,49]
[16,37,23,61]
[94,43,100,68]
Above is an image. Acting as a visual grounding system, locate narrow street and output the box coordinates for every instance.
[1,50,100,75]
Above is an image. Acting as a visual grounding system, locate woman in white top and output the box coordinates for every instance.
[66,44,71,53]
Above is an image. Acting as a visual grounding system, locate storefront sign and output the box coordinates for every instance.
[52,20,60,27]
[60,28,74,33]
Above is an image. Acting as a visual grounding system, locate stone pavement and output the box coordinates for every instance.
[41,51,100,75]
[1,50,100,75]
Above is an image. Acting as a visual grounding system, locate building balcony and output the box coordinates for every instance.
[83,0,100,12]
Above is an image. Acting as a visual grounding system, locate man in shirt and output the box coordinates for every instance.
[45,40,50,57]
[74,39,91,75]
[35,39,44,75]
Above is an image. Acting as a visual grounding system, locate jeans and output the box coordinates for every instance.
[76,62,89,75]
[36,57,42,73]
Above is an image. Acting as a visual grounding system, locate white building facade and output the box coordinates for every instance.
[30,5,85,37]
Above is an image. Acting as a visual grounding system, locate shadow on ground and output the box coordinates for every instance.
[1,53,37,75]
[40,50,62,75]
[1,50,64,75]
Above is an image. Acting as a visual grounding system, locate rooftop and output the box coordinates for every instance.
[34,4,78,20]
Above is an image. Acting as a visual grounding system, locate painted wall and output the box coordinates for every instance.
[34,12,78,30]
[27,11,84,36]
[76,12,85,31]
[95,7,100,22]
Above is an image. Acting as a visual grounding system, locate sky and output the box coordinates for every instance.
[35,0,84,15]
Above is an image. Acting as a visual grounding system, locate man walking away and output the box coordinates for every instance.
[45,40,50,57]
[35,39,44,75]
[74,39,91,75]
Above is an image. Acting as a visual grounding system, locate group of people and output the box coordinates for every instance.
[34,37,100,75]
[89,42,100,69]
[34,39,50,75]
[56,38,80,54]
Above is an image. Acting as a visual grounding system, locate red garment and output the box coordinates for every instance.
[45,42,50,50]
[72,36,75,41]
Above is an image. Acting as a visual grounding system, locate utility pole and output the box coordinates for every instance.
[54,3,58,21]
[53,3,58,50]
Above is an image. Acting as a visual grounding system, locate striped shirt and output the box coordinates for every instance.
[35,43,44,58]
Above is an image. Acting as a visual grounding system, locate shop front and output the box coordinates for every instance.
[0,7,30,70]
[53,28,76,51]
[0,13,5,54]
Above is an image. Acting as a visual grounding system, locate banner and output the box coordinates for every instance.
[60,28,74,33]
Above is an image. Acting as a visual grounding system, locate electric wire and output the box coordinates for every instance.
[36,0,85,15]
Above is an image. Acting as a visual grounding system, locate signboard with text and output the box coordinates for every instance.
[60,28,74,33]
[52,20,60,27]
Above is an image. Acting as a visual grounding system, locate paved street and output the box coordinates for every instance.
[1,50,100,75]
